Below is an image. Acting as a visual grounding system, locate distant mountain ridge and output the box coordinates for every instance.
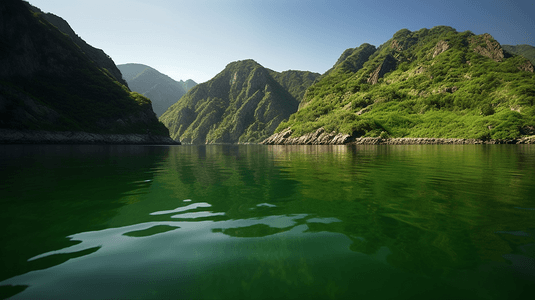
[0,0,172,143]
[264,26,535,143]
[118,63,197,117]
[502,44,535,65]
[160,59,319,144]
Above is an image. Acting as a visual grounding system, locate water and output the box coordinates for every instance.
[1,144,534,299]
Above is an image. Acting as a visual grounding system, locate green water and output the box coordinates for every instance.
[0,144,534,299]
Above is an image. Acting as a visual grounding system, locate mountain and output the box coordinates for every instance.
[265,26,535,143]
[24,3,129,87]
[502,44,535,65]
[117,63,197,117]
[159,59,320,144]
[0,0,173,143]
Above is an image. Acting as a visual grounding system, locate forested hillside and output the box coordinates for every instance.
[160,60,319,143]
[0,0,169,138]
[272,26,535,141]
[502,44,535,65]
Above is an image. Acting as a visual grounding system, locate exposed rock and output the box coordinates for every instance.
[518,59,534,72]
[0,129,179,144]
[469,33,505,62]
[521,126,535,135]
[260,127,350,145]
[356,105,373,115]
[433,40,450,58]
[261,128,535,145]
[367,55,397,85]
[390,39,403,51]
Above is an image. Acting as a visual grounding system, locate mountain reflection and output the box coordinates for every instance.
[1,144,534,299]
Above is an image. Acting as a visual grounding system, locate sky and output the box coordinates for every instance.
[28,0,535,84]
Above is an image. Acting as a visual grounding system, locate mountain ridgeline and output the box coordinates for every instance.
[160,60,319,144]
[118,63,197,117]
[265,26,535,143]
[502,44,535,65]
[0,0,172,143]
[25,3,129,87]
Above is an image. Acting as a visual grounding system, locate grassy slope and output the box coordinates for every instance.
[276,26,535,140]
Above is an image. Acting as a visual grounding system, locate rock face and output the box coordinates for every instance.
[260,127,535,145]
[261,127,351,145]
[118,63,197,117]
[160,59,319,144]
[367,54,397,84]
[0,0,171,143]
[469,33,505,62]
[433,40,450,58]
[517,59,534,73]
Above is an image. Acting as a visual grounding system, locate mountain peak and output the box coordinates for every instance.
[160,61,319,144]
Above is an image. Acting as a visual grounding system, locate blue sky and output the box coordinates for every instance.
[29,0,534,83]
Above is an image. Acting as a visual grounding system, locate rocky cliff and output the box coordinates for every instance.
[261,127,535,145]
[160,59,320,144]
[0,0,173,143]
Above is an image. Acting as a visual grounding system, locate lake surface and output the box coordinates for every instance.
[1,144,534,299]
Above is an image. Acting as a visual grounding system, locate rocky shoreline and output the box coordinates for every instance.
[261,127,535,145]
[0,129,180,145]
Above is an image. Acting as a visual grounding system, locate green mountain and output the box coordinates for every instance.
[0,0,169,138]
[502,44,535,65]
[24,3,129,87]
[160,59,320,144]
[117,63,197,117]
[272,26,535,141]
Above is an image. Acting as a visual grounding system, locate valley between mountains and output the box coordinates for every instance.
[1,0,534,144]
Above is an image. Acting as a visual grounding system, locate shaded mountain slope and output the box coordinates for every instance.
[0,0,170,140]
[118,63,197,117]
[271,26,535,142]
[24,2,128,87]
[502,44,535,65]
[160,60,320,144]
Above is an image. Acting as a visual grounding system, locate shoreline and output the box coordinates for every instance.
[0,129,180,145]
[261,128,535,145]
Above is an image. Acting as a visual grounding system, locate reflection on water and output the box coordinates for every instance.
[1,144,534,299]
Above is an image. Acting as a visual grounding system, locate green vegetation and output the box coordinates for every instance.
[503,44,535,65]
[117,63,197,117]
[160,60,320,143]
[0,0,169,136]
[276,26,535,140]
